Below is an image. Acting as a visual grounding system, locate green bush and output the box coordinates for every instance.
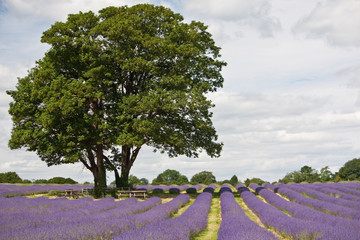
[186,188,197,194]
[190,171,216,185]
[47,177,78,184]
[0,172,23,183]
[33,179,48,184]
[152,169,188,185]
[169,188,180,194]
[48,190,63,196]
[152,188,164,194]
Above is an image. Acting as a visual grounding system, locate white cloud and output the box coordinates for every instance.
[1,0,360,183]
[206,88,360,181]
[294,0,360,46]
[335,64,360,106]
[182,0,280,37]
[0,64,29,91]
[2,0,150,21]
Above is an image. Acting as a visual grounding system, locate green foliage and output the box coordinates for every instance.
[186,187,198,194]
[319,166,335,182]
[152,169,189,185]
[229,175,239,186]
[191,171,216,185]
[47,177,78,184]
[128,175,141,186]
[169,188,180,194]
[33,179,49,184]
[111,175,148,186]
[140,178,149,185]
[48,190,63,196]
[0,172,23,183]
[244,177,265,187]
[244,178,250,187]
[338,158,360,180]
[7,4,226,188]
[279,165,336,184]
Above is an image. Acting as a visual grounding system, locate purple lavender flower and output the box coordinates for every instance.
[0,197,159,239]
[251,183,360,237]
[218,185,278,240]
[287,183,360,210]
[115,192,212,239]
[237,184,358,240]
[277,184,360,220]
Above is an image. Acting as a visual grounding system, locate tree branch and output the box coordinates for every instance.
[79,157,92,171]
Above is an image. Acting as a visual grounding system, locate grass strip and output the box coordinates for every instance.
[193,197,221,240]
[235,195,288,240]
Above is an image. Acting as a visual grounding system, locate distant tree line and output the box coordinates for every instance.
[2,158,359,186]
[279,158,360,183]
[110,175,149,187]
[151,169,241,186]
[0,172,79,184]
[151,169,218,185]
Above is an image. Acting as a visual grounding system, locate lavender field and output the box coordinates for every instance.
[1,182,360,239]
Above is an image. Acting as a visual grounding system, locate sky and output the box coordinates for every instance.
[0,0,360,184]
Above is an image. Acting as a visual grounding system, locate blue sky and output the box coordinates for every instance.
[1,0,360,183]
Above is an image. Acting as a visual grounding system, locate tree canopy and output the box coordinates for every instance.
[47,177,78,184]
[338,158,360,180]
[152,169,188,185]
[0,172,23,183]
[7,4,226,189]
[190,171,216,185]
[279,165,335,183]
[244,177,265,187]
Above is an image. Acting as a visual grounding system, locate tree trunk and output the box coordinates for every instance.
[114,169,121,188]
[80,149,107,196]
[119,145,141,188]
[95,144,107,189]
[89,164,107,197]
[103,155,121,188]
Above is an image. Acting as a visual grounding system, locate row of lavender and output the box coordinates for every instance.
[241,182,360,239]
[135,184,203,193]
[216,182,360,239]
[217,185,278,240]
[0,183,204,197]
[0,184,91,197]
[2,182,360,239]
[116,185,216,239]
[0,185,215,239]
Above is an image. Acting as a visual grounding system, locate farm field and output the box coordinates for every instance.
[1,182,360,239]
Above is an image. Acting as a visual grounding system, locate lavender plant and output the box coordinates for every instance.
[217,185,278,240]
[114,192,212,239]
[237,184,358,239]
[277,184,360,220]
[0,183,90,197]
[305,183,360,202]
[186,184,203,194]
[287,183,360,210]
[325,183,360,197]
[250,183,360,237]
[0,197,160,239]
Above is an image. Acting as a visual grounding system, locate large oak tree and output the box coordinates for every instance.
[7,4,226,189]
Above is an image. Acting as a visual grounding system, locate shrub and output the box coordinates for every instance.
[47,177,78,184]
[0,172,23,183]
[169,188,180,194]
[152,188,164,194]
[33,179,48,184]
[186,188,197,194]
